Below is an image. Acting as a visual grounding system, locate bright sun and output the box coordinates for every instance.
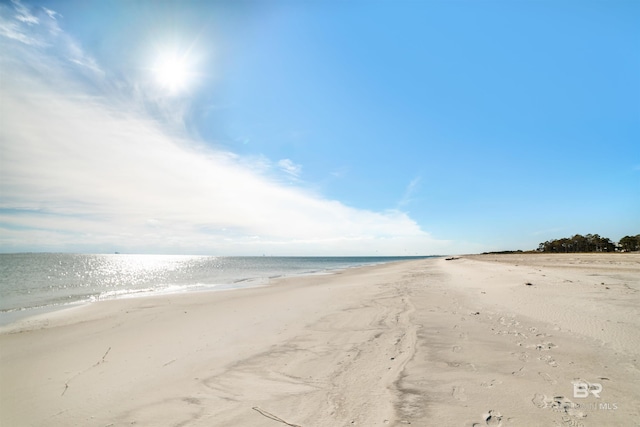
[154,54,190,93]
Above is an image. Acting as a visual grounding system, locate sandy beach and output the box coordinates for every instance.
[1,254,639,427]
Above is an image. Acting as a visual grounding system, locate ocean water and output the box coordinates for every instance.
[0,253,431,325]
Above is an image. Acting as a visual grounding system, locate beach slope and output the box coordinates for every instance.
[1,254,638,426]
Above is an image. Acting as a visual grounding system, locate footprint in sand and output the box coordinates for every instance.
[511,351,530,362]
[511,366,525,377]
[538,355,558,367]
[535,342,557,351]
[480,379,502,388]
[452,385,467,401]
[532,394,586,419]
[532,393,550,408]
[538,371,557,385]
[452,345,462,353]
[485,410,503,426]
[551,396,586,418]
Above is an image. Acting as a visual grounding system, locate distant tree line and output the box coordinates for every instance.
[619,235,640,252]
[538,234,640,253]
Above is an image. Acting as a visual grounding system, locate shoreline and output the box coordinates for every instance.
[1,254,638,426]
[0,256,430,328]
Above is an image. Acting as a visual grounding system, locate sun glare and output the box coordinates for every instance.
[153,54,190,93]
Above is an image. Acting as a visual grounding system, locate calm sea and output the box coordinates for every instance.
[0,253,431,325]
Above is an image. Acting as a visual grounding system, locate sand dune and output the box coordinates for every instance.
[1,254,638,426]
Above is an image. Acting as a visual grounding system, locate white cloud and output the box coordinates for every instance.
[0,3,452,255]
[12,0,38,25]
[42,7,60,22]
[0,1,57,46]
[0,3,38,45]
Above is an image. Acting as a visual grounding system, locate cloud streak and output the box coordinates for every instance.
[278,158,303,179]
[0,2,451,255]
[397,176,421,208]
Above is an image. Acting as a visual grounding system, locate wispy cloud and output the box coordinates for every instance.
[12,0,39,25]
[42,7,59,21]
[278,158,303,179]
[0,0,103,81]
[397,176,421,208]
[0,2,450,255]
[0,1,40,45]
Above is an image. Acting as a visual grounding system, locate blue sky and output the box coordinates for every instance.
[1,0,638,255]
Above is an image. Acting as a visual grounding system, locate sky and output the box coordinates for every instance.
[0,0,638,256]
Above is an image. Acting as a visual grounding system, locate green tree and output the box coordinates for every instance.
[619,235,640,252]
[537,233,620,253]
